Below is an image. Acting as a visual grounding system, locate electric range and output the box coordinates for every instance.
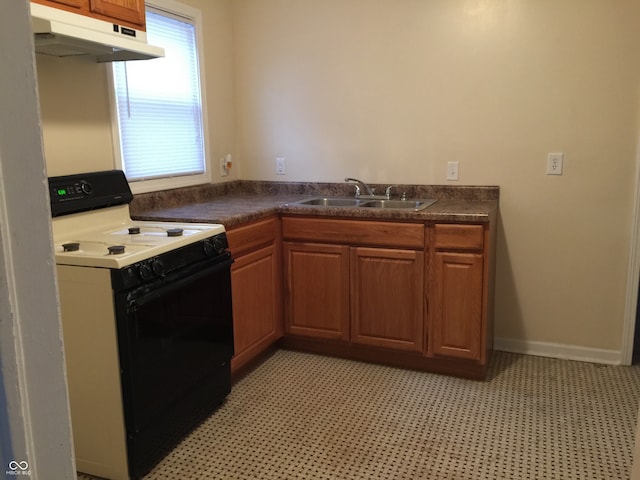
[49,170,234,480]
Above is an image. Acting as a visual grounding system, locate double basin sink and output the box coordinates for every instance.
[294,197,437,211]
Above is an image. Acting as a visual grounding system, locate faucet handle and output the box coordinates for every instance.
[345,177,362,198]
[385,185,396,200]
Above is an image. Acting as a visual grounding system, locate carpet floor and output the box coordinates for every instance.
[79,350,640,479]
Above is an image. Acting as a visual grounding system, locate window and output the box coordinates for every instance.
[111,1,209,193]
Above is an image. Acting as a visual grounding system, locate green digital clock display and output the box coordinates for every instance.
[57,188,67,196]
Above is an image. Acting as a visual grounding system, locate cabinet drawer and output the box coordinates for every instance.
[282,217,424,249]
[227,217,280,256]
[434,224,484,250]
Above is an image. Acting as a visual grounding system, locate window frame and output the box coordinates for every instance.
[108,0,211,194]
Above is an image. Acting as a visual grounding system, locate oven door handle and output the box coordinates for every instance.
[124,255,233,312]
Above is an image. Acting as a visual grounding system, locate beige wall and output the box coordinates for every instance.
[38,55,113,175]
[38,0,640,357]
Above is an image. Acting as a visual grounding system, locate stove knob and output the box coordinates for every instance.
[211,237,226,253]
[139,263,154,281]
[151,259,165,276]
[80,181,93,195]
[203,240,216,257]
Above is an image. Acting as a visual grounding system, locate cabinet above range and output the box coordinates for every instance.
[32,0,147,29]
[30,1,165,61]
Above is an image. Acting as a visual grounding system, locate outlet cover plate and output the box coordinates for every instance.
[547,153,564,175]
[447,161,459,181]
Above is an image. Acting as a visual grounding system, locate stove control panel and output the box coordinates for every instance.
[53,180,93,201]
[49,170,133,217]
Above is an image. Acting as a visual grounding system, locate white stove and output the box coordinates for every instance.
[52,204,225,268]
[49,170,226,270]
[49,170,234,480]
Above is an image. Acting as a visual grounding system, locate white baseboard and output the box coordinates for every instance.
[494,337,624,365]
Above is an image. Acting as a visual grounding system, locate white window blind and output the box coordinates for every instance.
[113,8,205,181]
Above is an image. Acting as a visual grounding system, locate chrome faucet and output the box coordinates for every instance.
[385,185,396,199]
[345,177,395,200]
[345,177,376,198]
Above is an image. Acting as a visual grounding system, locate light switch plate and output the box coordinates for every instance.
[447,161,459,181]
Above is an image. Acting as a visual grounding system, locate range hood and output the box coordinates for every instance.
[30,3,164,63]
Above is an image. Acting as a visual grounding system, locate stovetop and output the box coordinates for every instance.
[49,171,225,269]
[52,205,225,268]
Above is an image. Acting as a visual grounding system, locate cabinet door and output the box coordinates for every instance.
[89,0,145,26]
[33,0,146,28]
[351,247,424,352]
[431,251,483,360]
[284,242,350,340]
[231,243,282,373]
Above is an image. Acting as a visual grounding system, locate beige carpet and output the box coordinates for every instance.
[80,350,640,479]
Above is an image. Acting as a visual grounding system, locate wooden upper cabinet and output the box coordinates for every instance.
[32,0,146,29]
[46,0,83,8]
[89,0,145,27]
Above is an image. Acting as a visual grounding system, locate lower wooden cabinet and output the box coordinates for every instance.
[228,215,495,380]
[431,251,483,360]
[283,242,424,350]
[428,223,494,368]
[227,217,282,374]
[282,217,426,353]
[283,242,350,340]
[350,247,424,352]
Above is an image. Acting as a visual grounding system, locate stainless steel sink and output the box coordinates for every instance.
[295,197,372,207]
[361,199,437,211]
[294,197,436,211]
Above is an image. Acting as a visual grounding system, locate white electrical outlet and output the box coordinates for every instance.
[276,157,286,175]
[547,153,564,175]
[447,161,459,181]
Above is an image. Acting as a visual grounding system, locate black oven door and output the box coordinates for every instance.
[114,254,234,479]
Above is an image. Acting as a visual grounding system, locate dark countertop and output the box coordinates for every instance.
[130,181,499,229]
